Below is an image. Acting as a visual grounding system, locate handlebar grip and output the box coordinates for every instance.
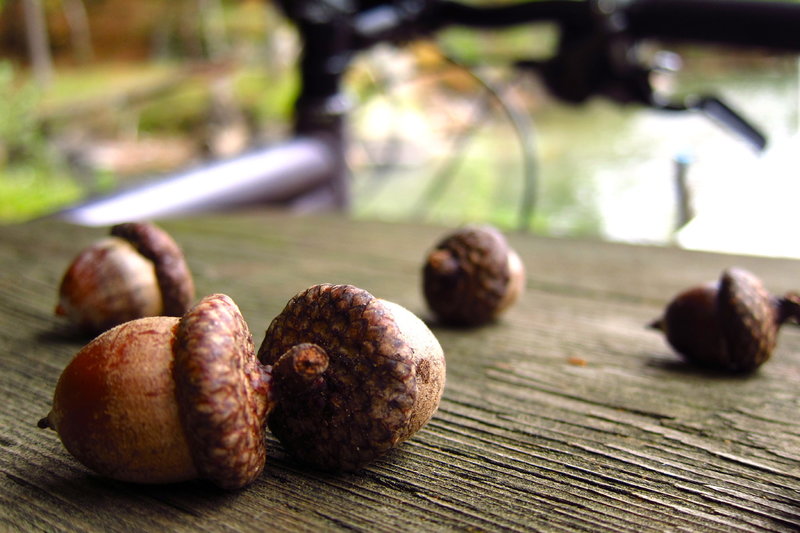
[626,0,800,51]
[432,1,591,31]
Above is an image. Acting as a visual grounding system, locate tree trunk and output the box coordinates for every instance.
[21,0,54,86]
[198,0,227,60]
[62,0,94,64]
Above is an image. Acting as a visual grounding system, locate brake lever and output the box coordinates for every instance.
[513,0,769,153]
[657,95,767,152]
[516,53,768,152]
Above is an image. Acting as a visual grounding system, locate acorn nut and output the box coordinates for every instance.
[56,222,195,334]
[38,294,327,489]
[423,225,525,326]
[649,267,800,373]
[258,283,446,472]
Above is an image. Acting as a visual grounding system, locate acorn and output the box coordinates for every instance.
[423,225,525,326]
[649,267,800,373]
[258,283,446,472]
[40,295,287,488]
[56,222,194,334]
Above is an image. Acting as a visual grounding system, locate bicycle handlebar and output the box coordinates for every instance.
[625,0,800,51]
[355,0,800,52]
[351,0,800,112]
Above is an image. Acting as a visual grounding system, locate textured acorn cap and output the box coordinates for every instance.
[423,225,524,326]
[111,222,195,317]
[258,284,445,472]
[717,267,778,372]
[174,293,269,489]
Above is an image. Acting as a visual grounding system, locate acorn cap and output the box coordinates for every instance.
[173,294,269,490]
[258,284,435,472]
[111,222,195,317]
[423,225,514,326]
[717,267,778,372]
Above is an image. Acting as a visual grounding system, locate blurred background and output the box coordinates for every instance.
[1,0,799,257]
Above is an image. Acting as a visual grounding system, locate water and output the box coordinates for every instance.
[590,64,800,258]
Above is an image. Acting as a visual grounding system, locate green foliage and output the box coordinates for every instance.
[0,62,44,162]
[234,67,298,125]
[439,23,558,64]
[0,61,82,222]
[0,165,82,222]
[136,83,210,135]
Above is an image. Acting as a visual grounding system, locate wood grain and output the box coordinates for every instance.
[1,212,799,532]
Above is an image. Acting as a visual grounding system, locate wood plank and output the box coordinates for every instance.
[2,212,799,532]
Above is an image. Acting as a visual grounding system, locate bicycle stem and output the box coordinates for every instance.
[292,6,356,211]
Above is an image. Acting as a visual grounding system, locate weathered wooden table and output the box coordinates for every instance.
[2,212,798,532]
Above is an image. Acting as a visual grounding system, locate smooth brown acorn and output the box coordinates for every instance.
[56,222,194,334]
[39,294,327,489]
[423,225,525,326]
[258,283,446,472]
[649,267,800,373]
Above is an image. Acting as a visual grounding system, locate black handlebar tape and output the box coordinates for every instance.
[626,0,800,52]
[433,0,591,31]
[435,0,800,52]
